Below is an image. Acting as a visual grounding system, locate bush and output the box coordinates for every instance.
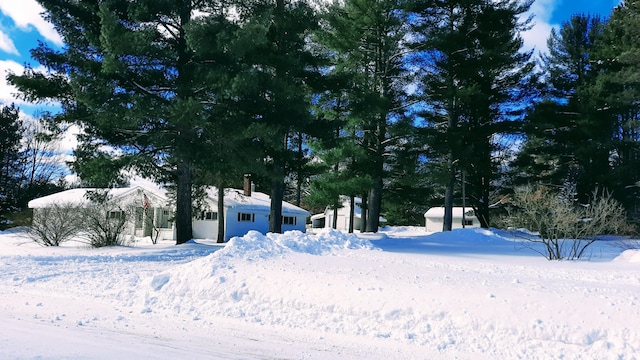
[29,203,83,246]
[505,185,630,260]
[29,190,135,248]
[79,191,134,247]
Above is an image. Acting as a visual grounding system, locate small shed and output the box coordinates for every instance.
[311,196,386,231]
[424,207,480,232]
[192,185,310,242]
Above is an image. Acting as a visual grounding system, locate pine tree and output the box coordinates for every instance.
[411,0,534,228]
[591,2,640,213]
[0,104,23,227]
[8,0,238,244]
[512,14,605,194]
[313,0,410,232]
[230,0,322,233]
[383,117,437,226]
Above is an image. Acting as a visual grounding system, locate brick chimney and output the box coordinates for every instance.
[243,174,252,197]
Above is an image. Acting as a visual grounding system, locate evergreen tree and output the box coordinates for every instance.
[8,0,237,244]
[591,2,640,214]
[383,116,437,226]
[187,13,254,243]
[411,0,534,228]
[512,15,605,196]
[231,0,322,233]
[313,0,410,232]
[0,104,23,226]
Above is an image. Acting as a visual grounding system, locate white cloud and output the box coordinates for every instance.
[0,0,63,46]
[522,20,555,56]
[521,0,560,55]
[1,59,62,117]
[529,0,556,22]
[0,29,18,55]
[58,124,80,154]
[0,59,28,105]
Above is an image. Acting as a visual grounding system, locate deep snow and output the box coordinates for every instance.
[0,226,638,359]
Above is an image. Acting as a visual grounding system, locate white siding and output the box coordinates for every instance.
[424,207,480,232]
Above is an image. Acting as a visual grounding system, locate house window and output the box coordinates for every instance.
[199,211,218,221]
[282,216,296,225]
[238,213,254,222]
[108,210,125,220]
[158,209,173,229]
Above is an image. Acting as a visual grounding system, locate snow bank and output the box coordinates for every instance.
[140,229,377,323]
[220,228,375,260]
[615,249,640,263]
[135,228,640,359]
[424,227,501,243]
[3,227,639,358]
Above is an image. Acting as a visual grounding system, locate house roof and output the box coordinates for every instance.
[204,188,310,217]
[424,207,476,218]
[310,213,325,220]
[28,186,166,208]
[29,184,310,217]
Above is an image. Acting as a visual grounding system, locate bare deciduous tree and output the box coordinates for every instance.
[18,118,67,188]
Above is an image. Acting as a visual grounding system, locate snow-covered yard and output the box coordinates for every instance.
[0,226,638,359]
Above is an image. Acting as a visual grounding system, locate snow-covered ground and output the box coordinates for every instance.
[1,226,638,359]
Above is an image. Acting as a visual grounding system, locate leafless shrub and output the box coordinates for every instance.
[79,191,134,247]
[29,203,83,246]
[505,185,630,260]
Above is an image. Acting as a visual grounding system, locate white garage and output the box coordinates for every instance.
[424,207,480,232]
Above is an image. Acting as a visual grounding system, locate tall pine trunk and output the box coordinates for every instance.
[175,161,193,244]
[295,132,303,207]
[443,65,458,232]
[348,195,355,233]
[443,158,455,231]
[477,179,490,228]
[360,194,368,232]
[174,0,194,244]
[365,112,387,233]
[365,176,382,232]
[269,176,284,234]
[217,186,225,243]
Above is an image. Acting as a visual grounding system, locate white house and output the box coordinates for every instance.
[28,186,174,241]
[424,207,480,232]
[29,182,310,242]
[311,196,386,231]
[192,184,310,241]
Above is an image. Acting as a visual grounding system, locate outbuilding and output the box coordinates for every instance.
[311,196,386,231]
[424,207,480,232]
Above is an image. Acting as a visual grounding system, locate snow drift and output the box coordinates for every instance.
[1,227,638,359]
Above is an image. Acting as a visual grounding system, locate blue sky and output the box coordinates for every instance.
[0,0,623,116]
